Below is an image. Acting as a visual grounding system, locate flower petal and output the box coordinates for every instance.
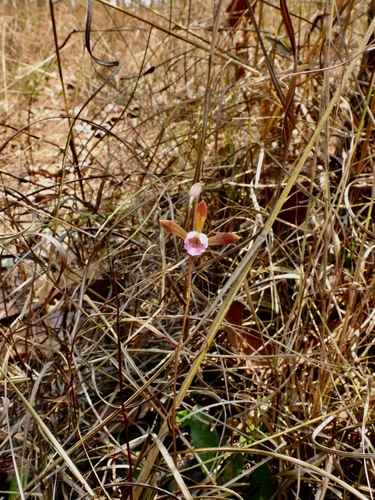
[184,231,208,256]
[159,220,187,240]
[195,200,207,233]
[208,232,240,246]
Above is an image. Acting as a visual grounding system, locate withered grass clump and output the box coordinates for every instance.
[0,0,375,498]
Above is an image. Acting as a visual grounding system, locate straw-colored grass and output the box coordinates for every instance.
[1,0,375,498]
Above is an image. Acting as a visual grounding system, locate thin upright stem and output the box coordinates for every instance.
[171,256,194,465]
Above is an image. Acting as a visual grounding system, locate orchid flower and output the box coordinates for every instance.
[160,200,240,257]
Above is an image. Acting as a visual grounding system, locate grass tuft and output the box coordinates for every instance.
[1,0,375,498]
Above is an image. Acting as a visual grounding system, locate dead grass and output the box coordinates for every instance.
[0,0,375,498]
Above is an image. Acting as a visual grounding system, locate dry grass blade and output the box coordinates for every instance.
[151,433,193,500]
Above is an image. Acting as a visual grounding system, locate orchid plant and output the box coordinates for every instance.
[160,185,240,465]
[160,197,240,257]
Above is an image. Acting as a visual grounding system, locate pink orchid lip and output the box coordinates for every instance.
[184,231,209,256]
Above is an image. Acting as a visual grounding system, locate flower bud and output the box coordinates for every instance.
[188,182,202,207]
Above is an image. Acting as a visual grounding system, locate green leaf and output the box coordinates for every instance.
[187,408,219,471]
[9,466,29,500]
[175,409,189,423]
[218,452,244,485]
[250,462,273,500]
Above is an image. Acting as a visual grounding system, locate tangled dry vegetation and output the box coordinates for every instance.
[1,0,375,498]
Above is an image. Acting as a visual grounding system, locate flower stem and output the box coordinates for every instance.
[171,255,194,464]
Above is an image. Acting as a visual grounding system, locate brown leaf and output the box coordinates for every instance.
[226,0,251,28]
[225,300,273,366]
